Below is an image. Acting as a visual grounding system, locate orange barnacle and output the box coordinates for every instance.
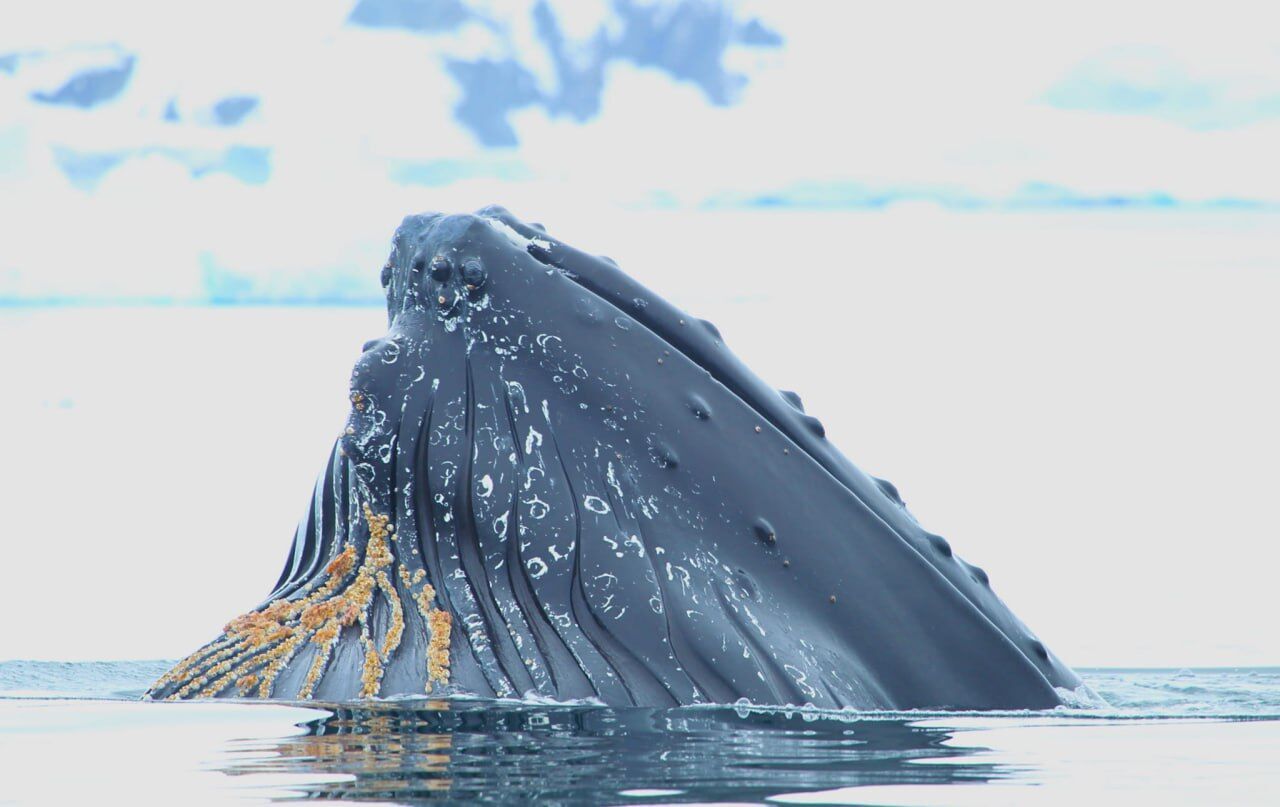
[157,501,416,700]
[150,634,245,693]
[260,599,294,622]
[413,583,452,689]
[256,634,306,698]
[299,621,342,699]
[359,631,384,698]
[312,621,340,645]
[267,626,292,643]
[236,674,259,696]
[415,584,435,622]
[326,545,357,578]
[376,570,405,659]
[340,601,362,626]
[426,609,452,688]
[300,599,339,630]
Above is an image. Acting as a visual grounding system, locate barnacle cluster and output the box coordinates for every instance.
[416,583,452,688]
[147,503,451,700]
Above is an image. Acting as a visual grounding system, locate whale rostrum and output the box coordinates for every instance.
[148,207,1084,709]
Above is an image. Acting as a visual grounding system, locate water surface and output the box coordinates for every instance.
[1,662,1277,805]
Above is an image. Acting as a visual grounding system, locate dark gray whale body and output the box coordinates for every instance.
[149,207,1083,709]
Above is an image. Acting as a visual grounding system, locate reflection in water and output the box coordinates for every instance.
[223,700,1008,803]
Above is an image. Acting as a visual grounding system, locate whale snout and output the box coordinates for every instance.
[383,212,541,318]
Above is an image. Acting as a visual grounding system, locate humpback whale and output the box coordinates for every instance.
[148,207,1083,709]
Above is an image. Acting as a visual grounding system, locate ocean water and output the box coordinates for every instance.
[1,662,1278,805]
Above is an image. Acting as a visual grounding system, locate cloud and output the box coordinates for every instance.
[2,0,1280,302]
[1045,46,1280,129]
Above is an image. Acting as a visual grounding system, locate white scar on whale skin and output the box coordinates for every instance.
[525,426,542,455]
[523,495,549,519]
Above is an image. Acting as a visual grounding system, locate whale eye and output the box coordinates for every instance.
[430,255,453,282]
[461,258,486,290]
[411,253,427,275]
[380,262,392,288]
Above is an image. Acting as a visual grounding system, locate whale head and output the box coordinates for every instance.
[149,207,1084,709]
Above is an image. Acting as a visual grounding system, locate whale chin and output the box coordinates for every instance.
[148,207,1082,709]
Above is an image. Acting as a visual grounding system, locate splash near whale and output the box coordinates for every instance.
[148,207,1083,709]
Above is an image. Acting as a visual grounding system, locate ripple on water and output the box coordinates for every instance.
[2,663,1279,803]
